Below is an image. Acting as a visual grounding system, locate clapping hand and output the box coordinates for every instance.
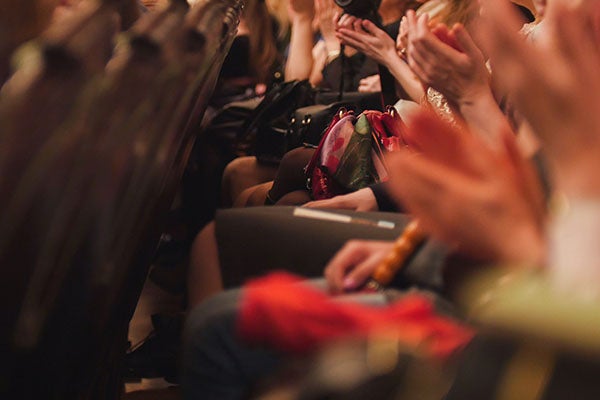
[478,0,600,198]
[387,110,546,265]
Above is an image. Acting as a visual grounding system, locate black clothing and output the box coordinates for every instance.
[220,36,252,80]
[370,182,400,213]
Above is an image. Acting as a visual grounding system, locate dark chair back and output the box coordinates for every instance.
[0,1,242,398]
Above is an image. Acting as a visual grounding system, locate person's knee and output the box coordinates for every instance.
[275,190,312,206]
[270,147,314,200]
[279,147,313,176]
[223,157,254,184]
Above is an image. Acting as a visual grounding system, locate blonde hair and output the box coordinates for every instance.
[379,0,423,24]
[436,0,478,27]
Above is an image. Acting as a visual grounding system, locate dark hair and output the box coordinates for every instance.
[334,0,382,20]
[243,0,279,83]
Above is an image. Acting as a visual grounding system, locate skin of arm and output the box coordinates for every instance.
[309,40,327,86]
[284,0,315,81]
[307,0,343,86]
[386,50,425,101]
[315,0,341,55]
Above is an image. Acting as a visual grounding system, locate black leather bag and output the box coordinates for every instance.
[239,80,315,163]
[255,90,384,164]
[287,91,384,150]
[315,90,383,111]
[286,102,352,150]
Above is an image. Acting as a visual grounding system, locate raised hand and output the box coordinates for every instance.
[315,0,341,52]
[386,110,546,266]
[335,13,424,101]
[405,10,490,107]
[335,18,398,66]
[478,0,600,198]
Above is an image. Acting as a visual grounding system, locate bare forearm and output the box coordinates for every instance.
[386,56,425,102]
[458,89,513,147]
[285,17,314,81]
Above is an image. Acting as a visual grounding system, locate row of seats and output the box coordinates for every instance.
[0,1,241,398]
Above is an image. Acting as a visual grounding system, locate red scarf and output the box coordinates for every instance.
[238,272,474,361]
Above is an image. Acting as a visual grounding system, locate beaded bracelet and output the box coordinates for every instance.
[365,220,427,291]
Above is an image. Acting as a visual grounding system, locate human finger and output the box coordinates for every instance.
[406,40,441,87]
[404,110,492,179]
[415,13,431,40]
[333,10,342,26]
[304,197,348,210]
[337,13,357,30]
[336,28,370,52]
[353,18,366,34]
[397,16,409,50]
[325,240,376,293]
[386,152,471,245]
[431,24,461,51]
[405,50,429,88]
[412,24,459,63]
[547,4,588,67]
[448,23,477,54]
[361,19,383,38]
[343,251,390,291]
[358,80,368,93]
[406,9,417,37]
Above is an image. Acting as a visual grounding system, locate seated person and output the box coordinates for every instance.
[228,0,490,208]
[188,0,523,307]
[222,0,416,208]
[180,0,282,235]
[183,2,600,398]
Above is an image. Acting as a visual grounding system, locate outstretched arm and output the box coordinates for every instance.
[285,0,316,81]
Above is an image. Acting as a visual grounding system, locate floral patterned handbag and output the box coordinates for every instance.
[305,106,407,200]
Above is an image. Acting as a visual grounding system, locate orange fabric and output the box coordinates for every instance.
[237,272,474,360]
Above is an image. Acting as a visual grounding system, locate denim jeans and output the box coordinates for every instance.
[182,289,282,400]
